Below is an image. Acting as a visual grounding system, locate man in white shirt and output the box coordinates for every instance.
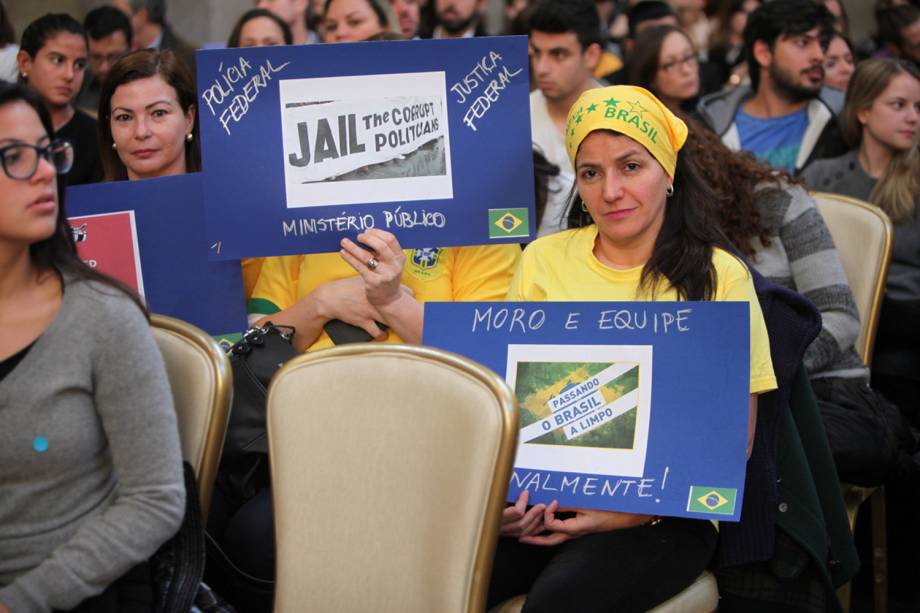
[528,0,602,235]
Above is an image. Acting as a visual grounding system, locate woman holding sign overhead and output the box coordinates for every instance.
[487,85,777,612]
[0,83,184,612]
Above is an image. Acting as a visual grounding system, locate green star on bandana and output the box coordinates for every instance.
[604,97,619,108]
[586,103,598,113]
[627,100,649,119]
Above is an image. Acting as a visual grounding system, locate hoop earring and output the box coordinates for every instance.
[186,133,193,142]
[666,184,674,197]
[581,201,588,213]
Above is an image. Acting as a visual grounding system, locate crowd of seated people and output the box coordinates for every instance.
[1,0,919,611]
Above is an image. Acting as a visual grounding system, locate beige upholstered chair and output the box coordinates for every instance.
[811,192,894,613]
[267,344,519,613]
[151,314,233,520]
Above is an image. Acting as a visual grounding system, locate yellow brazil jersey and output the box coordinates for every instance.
[249,244,521,352]
[508,225,777,395]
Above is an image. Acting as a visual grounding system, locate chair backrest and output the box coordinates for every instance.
[811,192,894,366]
[151,314,232,519]
[267,344,518,613]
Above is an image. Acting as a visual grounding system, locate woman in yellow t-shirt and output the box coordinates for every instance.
[487,85,777,612]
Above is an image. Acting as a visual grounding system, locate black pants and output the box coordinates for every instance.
[205,485,275,612]
[487,517,717,613]
[811,376,918,487]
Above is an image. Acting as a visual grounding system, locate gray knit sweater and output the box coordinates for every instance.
[802,149,920,303]
[0,276,185,612]
[749,183,869,378]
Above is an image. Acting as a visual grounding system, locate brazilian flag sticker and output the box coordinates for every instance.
[687,486,737,516]
[488,208,530,239]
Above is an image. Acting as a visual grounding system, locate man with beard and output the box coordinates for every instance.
[697,0,846,173]
[432,0,486,39]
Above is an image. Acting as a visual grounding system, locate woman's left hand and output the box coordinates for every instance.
[339,229,407,307]
[519,500,655,546]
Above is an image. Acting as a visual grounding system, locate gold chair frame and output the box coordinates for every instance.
[151,313,233,520]
[811,192,894,613]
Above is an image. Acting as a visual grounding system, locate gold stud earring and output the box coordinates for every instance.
[185,133,193,142]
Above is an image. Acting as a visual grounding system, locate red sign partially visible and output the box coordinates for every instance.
[68,211,145,299]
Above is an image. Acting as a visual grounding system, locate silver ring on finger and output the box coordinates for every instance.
[367,257,380,270]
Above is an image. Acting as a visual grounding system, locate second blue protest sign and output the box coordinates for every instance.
[423,301,752,521]
[196,36,535,259]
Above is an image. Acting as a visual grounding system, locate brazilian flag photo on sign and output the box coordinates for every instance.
[686,485,738,516]
[488,207,530,239]
[506,344,654,479]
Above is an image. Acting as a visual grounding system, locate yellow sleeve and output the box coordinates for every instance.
[449,244,521,301]
[506,242,547,301]
[247,255,302,315]
[716,255,778,395]
[240,258,264,302]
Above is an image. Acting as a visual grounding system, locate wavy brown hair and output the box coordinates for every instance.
[681,116,796,259]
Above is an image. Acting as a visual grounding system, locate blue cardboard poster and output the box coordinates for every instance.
[196,36,535,259]
[423,302,751,521]
[66,174,248,337]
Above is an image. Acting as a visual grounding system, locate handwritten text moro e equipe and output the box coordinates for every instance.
[450,51,523,132]
[202,57,290,136]
[471,306,692,334]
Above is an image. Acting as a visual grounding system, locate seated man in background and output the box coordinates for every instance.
[697,0,847,174]
[77,6,131,115]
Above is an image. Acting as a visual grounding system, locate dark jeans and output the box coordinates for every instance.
[205,485,275,612]
[487,517,717,613]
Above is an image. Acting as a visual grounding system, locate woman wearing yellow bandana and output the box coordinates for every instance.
[488,86,777,611]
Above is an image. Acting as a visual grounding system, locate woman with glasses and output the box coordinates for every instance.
[0,82,184,612]
[626,25,701,113]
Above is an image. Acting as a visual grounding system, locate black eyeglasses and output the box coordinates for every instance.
[0,140,74,180]
[659,53,699,74]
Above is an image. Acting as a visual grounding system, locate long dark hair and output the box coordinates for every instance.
[566,132,732,301]
[0,83,146,313]
[681,115,786,259]
[0,0,15,47]
[98,49,199,181]
[227,8,293,47]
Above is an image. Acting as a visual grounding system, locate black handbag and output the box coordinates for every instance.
[216,323,298,505]
[152,463,235,613]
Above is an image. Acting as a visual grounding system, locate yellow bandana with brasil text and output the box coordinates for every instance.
[564,85,688,179]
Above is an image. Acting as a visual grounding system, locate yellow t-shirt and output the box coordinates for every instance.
[249,244,521,352]
[508,226,777,395]
[241,258,264,301]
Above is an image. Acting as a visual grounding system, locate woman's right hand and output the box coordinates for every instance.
[500,490,546,539]
[312,276,390,339]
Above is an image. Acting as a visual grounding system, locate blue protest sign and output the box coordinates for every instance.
[196,36,535,259]
[423,301,751,521]
[66,174,247,337]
